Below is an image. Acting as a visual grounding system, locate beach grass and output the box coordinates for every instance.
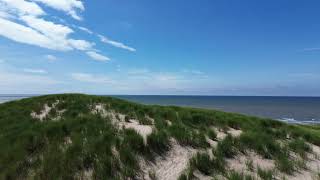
[0,94,319,179]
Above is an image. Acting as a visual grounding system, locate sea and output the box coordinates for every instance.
[1,95,320,125]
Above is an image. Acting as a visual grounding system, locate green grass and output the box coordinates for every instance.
[238,131,282,159]
[207,129,217,140]
[215,134,238,158]
[227,171,254,180]
[0,93,319,179]
[257,167,274,180]
[190,153,213,175]
[147,130,170,155]
[245,159,254,171]
[288,138,311,158]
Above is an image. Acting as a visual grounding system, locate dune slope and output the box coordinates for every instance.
[0,94,319,180]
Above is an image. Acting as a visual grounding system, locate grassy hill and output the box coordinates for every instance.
[0,94,319,180]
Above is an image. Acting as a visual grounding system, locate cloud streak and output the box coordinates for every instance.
[78,26,93,34]
[70,68,210,94]
[86,51,110,61]
[98,35,136,52]
[71,73,113,83]
[302,47,320,52]
[23,68,47,74]
[45,54,57,61]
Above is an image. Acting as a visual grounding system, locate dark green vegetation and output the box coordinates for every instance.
[0,94,319,179]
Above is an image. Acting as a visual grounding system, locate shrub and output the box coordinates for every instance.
[122,129,145,153]
[139,116,153,125]
[238,131,281,159]
[275,151,295,175]
[119,147,139,178]
[245,159,254,171]
[227,171,253,180]
[168,124,192,146]
[190,153,213,175]
[207,129,217,140]
[147,130,170,154]
[216,135,238,158]
[124,115,130,122]
[190,131,209,148]
[257,167,273,180]
[289,139,311,158]
[212,151,226,173]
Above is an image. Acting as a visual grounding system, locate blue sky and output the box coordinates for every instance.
[0,0,319,96]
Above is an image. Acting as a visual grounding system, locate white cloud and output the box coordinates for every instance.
[0,17,69,50]
[21,15,93,51]
[0,0,129,62]
[0,9,12,19]
[68,39,93,51]
[45,54,57,61]
[78,26,93,34]
[0,16,104,60]
[0,0,44,17]
[21,15,73,39]
[71,73,113,83]
[32,0,84,20]
[86,51,110,61]
[98,34,136,52]
[23,68,47,74]
[182,69,204,75]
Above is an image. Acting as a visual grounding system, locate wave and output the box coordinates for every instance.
[278,117,320,125]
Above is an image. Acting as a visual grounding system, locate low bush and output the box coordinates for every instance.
[227,171,254,180]
[238,131,281,159]
[147,130,170,154]
[190,153,213,175]
[275,150,295,175]
[257,167,273,180]
[216,135,238,158]
[289,138,311,158]
[207,129,217,140]
[122,129,145,153]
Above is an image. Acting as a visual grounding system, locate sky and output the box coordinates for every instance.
[0,0,320,96]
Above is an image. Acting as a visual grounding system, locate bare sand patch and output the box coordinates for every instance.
[206,136,218,147]
[282,144,320,180]
[166,120,172,126]
[210,127,242,141]
[119,119,153,144]
[75,168,93,180]
[91,104,154,143]
[31,100,61,121]
[227,151,275,178]
[140,140,197,180]
[227,128,242,137]
[211,127,227,141]
[91,103,110,118]
[31,104,51,121]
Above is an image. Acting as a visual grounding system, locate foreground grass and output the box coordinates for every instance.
[0,94,319,179]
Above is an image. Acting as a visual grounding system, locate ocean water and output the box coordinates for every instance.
[1,95,319,124]
[115,95,320,124]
